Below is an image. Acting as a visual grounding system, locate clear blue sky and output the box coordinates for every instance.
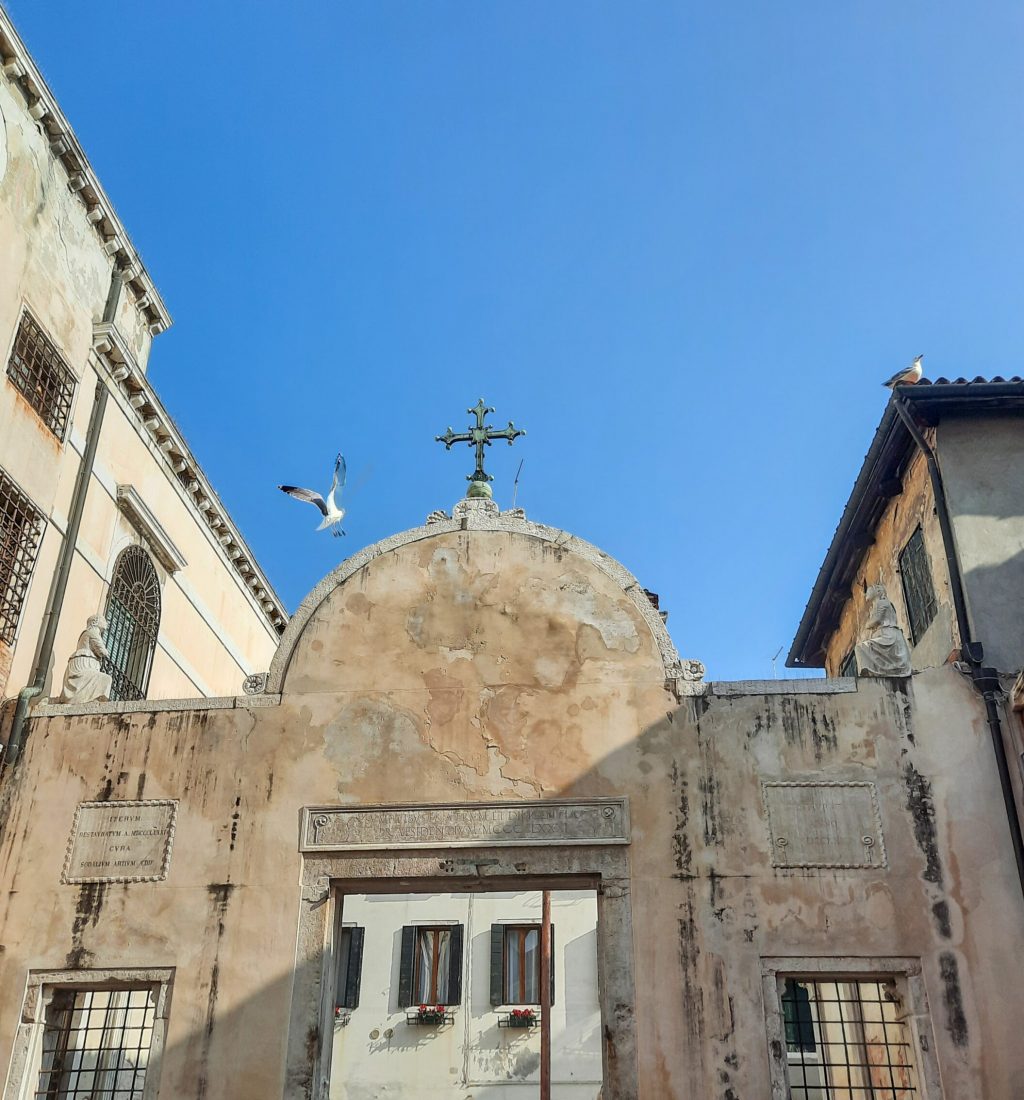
[9,2,1024,679]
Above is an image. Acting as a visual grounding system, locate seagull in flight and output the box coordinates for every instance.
[883,355,923,389]
[278,453,347,537]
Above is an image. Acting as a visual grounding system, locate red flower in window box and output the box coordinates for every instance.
[508,1008,537,1027]
[415,1004,447,1024]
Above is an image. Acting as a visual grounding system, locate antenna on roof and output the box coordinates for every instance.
[512,459,524,509]
[771,645,783,679]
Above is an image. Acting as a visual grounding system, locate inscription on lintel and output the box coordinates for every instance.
[300,798,630,851]
[63,800,178,884]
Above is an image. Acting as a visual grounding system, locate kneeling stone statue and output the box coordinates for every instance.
[59,615,112,704]
[855,584,912,677]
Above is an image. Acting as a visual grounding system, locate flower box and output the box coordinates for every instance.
[499,1009,539,1029]
[407,1004,455,1027]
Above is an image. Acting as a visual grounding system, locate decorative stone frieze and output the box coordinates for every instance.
[91,325,288,636]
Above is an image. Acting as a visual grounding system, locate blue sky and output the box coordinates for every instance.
[9,2,1024,679]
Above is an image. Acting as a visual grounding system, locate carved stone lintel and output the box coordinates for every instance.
[243,672,268,696]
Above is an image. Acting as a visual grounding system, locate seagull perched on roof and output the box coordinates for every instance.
[883,355,923,389]
[278,453,347,537]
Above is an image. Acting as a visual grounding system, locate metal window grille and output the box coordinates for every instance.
[0,469,45,646]
[781,978,920,1099]
[6,312,76,441]
[102,547,160,701]
[36,987,156,1100]
[837,650,857,678]
[898,528,937,645]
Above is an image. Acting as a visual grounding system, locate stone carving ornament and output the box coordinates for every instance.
[58,615,112,704]
[855,584,912,677]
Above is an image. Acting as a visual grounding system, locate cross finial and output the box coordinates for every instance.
[435,398,525,499]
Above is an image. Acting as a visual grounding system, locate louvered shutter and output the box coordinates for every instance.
[489,924,505,1005]
[548,923,555,1006]
[343,927,364,1008]
[446,924,464,1005]
[397,926,417,1008]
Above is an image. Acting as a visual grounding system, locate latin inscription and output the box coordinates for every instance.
[762,782,886,869]
[64,800,177,884]
[301,798,629,851]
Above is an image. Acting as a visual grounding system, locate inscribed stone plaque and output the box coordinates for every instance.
[63,800,178,884]
[300,798,629,851]
[762,782,886,869]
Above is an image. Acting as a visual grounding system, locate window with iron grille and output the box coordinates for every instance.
[6,311,77,440]
[780,977,920,1099]
[102,546,161,701]
[898,528,938,645]
[0,467,45,646]
[36,987,156,1100]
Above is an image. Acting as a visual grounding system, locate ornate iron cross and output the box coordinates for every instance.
[436,398,525,498]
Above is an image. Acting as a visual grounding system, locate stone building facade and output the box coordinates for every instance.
[0,494,1022,1098]
[0,8,286,706]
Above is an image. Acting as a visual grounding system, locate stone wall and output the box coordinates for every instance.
[1,519,1022,1097]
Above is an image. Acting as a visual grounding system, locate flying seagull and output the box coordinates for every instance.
[278,453,347,537]
[883,355,923,389]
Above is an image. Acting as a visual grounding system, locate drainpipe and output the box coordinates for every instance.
[3,269,122,768]
[893,394,1024,903]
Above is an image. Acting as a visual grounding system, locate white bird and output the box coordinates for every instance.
[883,355,923,389]
[278,453,347,537]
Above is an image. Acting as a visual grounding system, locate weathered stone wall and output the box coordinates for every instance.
[1,521,1022,1098]
[824,443,959,676]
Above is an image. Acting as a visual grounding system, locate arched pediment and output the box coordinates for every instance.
[267,499,704,698]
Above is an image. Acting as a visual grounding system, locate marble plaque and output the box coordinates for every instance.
[63,800,178,884]
[300,798,629,851]
[762,782,886,869]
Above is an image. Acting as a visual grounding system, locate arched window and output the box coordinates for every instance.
[103,546,161,701]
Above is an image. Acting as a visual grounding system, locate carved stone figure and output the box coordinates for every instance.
[855,585,912,677]
[58,615,112,704]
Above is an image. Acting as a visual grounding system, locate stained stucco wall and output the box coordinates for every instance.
[823,445,958,676]
[1,522,1022,1098]
[0,69,280,700]
[938,414,1024,675]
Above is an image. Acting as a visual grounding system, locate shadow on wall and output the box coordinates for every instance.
[15,672,1006,1099]
[959,541,1024,674]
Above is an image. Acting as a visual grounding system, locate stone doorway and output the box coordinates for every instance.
[285,852,637,1099]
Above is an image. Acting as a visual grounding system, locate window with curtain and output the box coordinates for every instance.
[103,546,161,701]
[397,925,463,1007]
[490,923,555,1006]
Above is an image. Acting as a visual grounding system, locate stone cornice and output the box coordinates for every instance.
[0,10,172,334]
[93,323,288,635]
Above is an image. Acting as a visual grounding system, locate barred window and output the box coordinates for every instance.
[6,311,76,440]
[898,528,937,644]
[36,987,156,1099]
[0,468,45,646]
[837,650,857,678]
[781,978,920,1099]
[103,547,161,701]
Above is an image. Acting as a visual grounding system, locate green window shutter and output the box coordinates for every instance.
[490,924,505,1006]
[397,926,416,1008]
[548,923,556,1007]
[343,927,364,1009]
[447,924,464,1005]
